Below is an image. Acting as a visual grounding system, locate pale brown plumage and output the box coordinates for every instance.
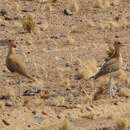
[92,41,123,79]
[6,40,35,81]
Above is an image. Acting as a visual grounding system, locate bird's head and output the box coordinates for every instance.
[113,41,123,49]
[7,39,17,48]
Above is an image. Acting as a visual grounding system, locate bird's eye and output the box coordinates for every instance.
[8,39,12,42]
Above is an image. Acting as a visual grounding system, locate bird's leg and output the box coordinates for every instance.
[16,75,22,97]
[108,73,117,98]
[108,73,113,98]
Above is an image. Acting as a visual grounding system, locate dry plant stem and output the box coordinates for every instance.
[81,86,88,95]
[49,104,78,109]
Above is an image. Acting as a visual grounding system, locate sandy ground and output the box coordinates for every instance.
[0,0,130,130]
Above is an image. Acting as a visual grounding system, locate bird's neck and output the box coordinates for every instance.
[114,47,120,57]
[8,47,16,56]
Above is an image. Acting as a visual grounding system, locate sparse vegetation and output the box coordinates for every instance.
[116,118,128,130]
[95,0,111,8]
[59,119,77,130]
[67,0,79,13]
[22,15,35,33]
[119,87,130,97]
[95,0,120,8]
[0,101,5,109]
[79,58,98,80]
[0,0,130,130]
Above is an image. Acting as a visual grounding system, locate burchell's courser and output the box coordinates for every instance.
[6,40,35,81]
[92,41,123,79]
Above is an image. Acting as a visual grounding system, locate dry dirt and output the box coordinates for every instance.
[0,0,130,130]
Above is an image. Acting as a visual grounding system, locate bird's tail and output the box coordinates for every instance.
[24,74,36,81]
[88,75,97,80]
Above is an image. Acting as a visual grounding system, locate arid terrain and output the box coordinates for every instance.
[0,0,130,130]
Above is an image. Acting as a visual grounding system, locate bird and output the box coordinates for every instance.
[6,39,35,81]
[92,41,123,79]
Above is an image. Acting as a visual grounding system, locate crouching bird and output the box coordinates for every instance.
[6,40,35,81]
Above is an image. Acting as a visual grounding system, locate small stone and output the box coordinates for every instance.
[4,16,12,20]
[65,63,70,67]
[32,110,37,115]
[86,106,93,111]
[27,51,31,54]
[0,9,7,16]
[27,124,31,127]
[64,9,73,16]
[5,100,13,107]
[34,115,44,124]
[113,102,118,105]
[2,119,10,126]
[115,35,119,38]
[2,70,6,72]
[23,88,41,96]
[1,24,5,26]
[73,74,82,80]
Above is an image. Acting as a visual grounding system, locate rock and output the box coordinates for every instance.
[23,88,41,96]
[0,9,7,16]
[86,106,93,111]
[64,9,73,16]
[4,16,12,20]
[73,74,82,80]
[2,119,10,126]
[5,100,14,107]
[34,114,44,124]
[32,110,37,115]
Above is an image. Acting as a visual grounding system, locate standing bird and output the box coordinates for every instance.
[6,40,35,81]
[92,41,123,79]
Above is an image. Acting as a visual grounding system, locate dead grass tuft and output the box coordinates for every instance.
[93,86,105,100]
[22,15,35,33]
[116,118,128,130]
[95,0,111,8]
[59,119,77,130]
[79,58,98,80]
[95,0,120,8]
[67,0,79,13]
[99,18,129,30]
[119,87,130,97]
[0,101,5,109]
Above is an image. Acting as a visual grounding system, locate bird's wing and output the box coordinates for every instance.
[94,58,119,79]
[8,55,27,75]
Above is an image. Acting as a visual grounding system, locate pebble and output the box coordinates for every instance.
[2,119,10,126]
[34,115,44,124]
[5,100,14,107]
[86,106,93,111]
[0,9,7,16]
[64,9,73,16]
[23,88,41,96]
